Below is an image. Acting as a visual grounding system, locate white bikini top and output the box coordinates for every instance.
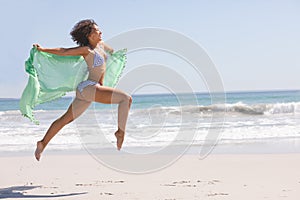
[85,43,107,68]
[93,51,104,67]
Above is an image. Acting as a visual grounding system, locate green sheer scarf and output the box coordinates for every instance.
[20,47,127,124]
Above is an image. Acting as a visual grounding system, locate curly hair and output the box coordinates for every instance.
[70,19,98,46]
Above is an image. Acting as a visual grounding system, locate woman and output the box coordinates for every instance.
[34,19,132,161]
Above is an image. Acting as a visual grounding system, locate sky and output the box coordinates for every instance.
[0,0,299,98]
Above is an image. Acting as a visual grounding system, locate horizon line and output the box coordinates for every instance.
[1,88,300,100]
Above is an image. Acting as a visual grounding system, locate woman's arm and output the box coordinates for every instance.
[33,44,90,56]
[99,73,104,86]
[102,42,114,54]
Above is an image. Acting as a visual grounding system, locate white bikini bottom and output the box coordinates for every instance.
[77,80,99,94]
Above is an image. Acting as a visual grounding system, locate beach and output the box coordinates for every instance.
[1,91,300,199]
[1,0,300,198]
[1,150,300,200]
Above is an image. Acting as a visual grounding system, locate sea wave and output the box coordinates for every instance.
[225,102,300,115]
[2,101,300,119]
[131,102,300,116]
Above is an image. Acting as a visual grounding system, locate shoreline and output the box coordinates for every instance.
[2,137,300,158]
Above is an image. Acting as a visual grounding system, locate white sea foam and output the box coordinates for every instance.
[128,102,300,116]
[1,100,300,152]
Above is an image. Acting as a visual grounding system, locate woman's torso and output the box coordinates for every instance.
[84,43,107,83]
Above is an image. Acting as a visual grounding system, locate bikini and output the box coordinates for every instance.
[77,45,106,95]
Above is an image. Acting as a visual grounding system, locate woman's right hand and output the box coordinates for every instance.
[33,44,43,51]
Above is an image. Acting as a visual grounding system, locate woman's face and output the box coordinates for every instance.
[89,24,102,42]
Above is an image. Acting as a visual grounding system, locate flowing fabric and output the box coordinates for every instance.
[19,47,127,124]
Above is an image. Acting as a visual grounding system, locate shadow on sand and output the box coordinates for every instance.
[0,185,87,199]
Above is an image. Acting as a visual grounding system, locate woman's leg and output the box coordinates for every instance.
[35,98,91,161]
[82,85,132,150]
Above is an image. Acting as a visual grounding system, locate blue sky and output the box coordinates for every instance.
[0,0,299,98]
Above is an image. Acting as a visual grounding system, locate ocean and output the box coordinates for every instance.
[1,90,300,154]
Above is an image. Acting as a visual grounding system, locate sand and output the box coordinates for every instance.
[1,150,300,200]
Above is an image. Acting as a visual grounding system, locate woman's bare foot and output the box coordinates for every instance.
[114,129,125,150]
[35,141,44,161]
